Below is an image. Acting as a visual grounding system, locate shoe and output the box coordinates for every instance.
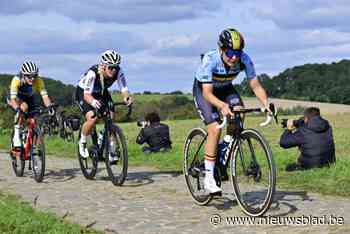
[12,134,21,148]
[108,153,119,164]
[79,141,89,159]
[204,175,222,194]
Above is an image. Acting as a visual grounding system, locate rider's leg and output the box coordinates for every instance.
[12,101,27,147]
[79,111,97,157]
[204,122,222,193]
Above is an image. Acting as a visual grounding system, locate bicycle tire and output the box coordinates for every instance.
[183,128,213,205]
[31,128,45,183]
[230,128,276,217]
[77,128,98,180]
[105,124,128,186]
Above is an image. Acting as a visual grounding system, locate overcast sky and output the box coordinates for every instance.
[1,0,349,92]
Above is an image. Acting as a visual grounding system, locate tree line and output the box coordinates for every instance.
[237,59,350,104]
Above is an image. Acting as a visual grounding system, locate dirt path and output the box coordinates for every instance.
[0,152,349,234]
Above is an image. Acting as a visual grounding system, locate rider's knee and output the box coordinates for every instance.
[207,123,221,137]
[20,102,28,112]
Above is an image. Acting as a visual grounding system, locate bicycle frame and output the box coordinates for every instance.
[21,118,36,160]
[93,102,132,159]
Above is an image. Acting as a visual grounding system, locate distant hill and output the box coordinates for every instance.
[238,59,350,104]
[0,74,75,106]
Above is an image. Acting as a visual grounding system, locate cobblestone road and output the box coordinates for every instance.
[0,152,349,234]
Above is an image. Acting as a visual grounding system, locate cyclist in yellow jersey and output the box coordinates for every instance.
[9,61,55,147]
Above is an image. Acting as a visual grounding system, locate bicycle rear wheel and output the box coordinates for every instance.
[183,128,213,205]
[231,129,276,216]
[77,129,98,179]
[105,125,128,186]
[31,128,45,183]
[10,129,25,177]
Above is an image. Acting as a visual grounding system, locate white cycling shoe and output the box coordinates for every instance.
[79,141,89,159]
[204,175,222,194]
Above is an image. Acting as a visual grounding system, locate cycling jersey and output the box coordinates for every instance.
[77,65,128,95]
[10,76,48,99]
[194,49,256,88]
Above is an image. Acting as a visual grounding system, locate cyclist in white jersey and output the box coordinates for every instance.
[76,50,133,159]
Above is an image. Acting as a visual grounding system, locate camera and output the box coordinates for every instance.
[137,120,149,128]
[281,118,303,129]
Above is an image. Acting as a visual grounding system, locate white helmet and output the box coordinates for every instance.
[21,61,39,75]
[100,50,121,65]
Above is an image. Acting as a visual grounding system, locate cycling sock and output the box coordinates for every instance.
[205,159,215,177]
[80,133,87,143]
[14,125,20,138]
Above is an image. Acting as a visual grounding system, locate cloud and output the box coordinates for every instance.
[245,0,350,31]
[0,0,223,24]
[0,23,149,54]
[150,34,214,57]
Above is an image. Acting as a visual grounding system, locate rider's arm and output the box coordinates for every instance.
[42,95,52,107]
[80,70,99,105]
[9,77,20,110]
[202,84,226,110]
[117,68,133,104]
[249,78,269,108]
[241,52,269,108]
[36,78,51,107]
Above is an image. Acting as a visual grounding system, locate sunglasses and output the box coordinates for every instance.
[107,65,119,71]
[23,74,37,80]
[224,49,242,59]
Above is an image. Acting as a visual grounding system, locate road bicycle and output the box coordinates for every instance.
[10,106,51,182]
[183,104,278,216]
[77,102,132,186]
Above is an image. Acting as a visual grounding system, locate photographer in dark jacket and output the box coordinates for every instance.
[136,112,172,154]
[279,107,336,171]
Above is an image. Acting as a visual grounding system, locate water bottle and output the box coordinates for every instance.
[218,135,232,166]
[97,130,104,147]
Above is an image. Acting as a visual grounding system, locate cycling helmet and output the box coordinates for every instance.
[21,61,39,75]
[100,50,121,65]
[218,28,245,50]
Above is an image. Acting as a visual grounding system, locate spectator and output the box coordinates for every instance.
[136,112,172,154]
[279,107,336,171]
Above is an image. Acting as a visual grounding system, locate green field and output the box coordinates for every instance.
[1,113,350,197]
[0,192,101,234]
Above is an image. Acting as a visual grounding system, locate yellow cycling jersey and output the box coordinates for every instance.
[10,76,48,99]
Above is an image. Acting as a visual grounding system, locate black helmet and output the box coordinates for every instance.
[218,28,245,50]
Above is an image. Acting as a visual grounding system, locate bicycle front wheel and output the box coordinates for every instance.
[231,129,276,217]
[183,128,213,205]
[77,129,98,180]
[31,128,46,183]
[105,125,128,186]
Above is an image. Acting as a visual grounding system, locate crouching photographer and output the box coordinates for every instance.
[136,112,172,154]
[279,107,336,171]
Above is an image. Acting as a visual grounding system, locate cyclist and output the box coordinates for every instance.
[193,28,271,194]
[76,50,133,160]
[9,61,55,147]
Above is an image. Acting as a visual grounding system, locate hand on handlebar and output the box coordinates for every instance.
[219,103,233,117]
[91,99,102,109]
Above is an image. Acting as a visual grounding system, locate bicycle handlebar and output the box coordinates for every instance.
[94,102,133,119]
[216,103,278,129]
